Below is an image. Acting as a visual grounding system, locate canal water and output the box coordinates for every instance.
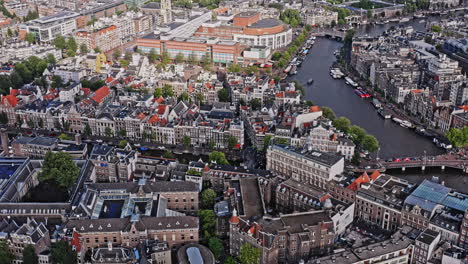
[288,18,449,158]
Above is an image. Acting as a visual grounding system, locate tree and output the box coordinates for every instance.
[124,51,132,61]
[58,133,71,140]
[0,241,12,264]
[104,127,113,137]
[225,256,237,264]
[67,37,77,52]
[117,130,127,138]
[208,237,224,260]
[349,125,366,145]
[38,152,80,188]
[201,188,216,209]
[94,47,101,53]
[182,135,191,147]
[271,52,282,61]
[195,92,204,105]
[113,49,121,60]
[199,209,216,237]
[161,51,170,64]
[50,75,63,89]
[175,53,184,63]
[154,88,162,98]
[351,152,360,166]
[84,123,92,136]
[66,49,76,57]
[25,33,35,44]
[6,28,12,38]
[279,9,302,26]
[148,49,158,63]
[249,98,261,110]
[162,85,174,97]
[23,244,38,264]
[208,151,229,165]
[118,140,128,148]
[263,135,273,152]
[362,134,379,152]
[332,117,351,133]
[245,65,259,75]
[217,88,229,102]
[53,35,66,50]
[431,25,442,33]
[446,127,468,148]
[162,150,174,159]
[46,53,56,65]
[239,243,261,264]
[119,59,130,68]
[227,63,241,73]
[80,44,88,54]
[227,135,238,149]
[51,241,77,264]
[178,91,190,102]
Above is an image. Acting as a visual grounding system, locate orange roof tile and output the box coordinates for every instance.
[1,94,18,107]
[309,106,321,112]
[91,86,110,104]
[370,170,381,181]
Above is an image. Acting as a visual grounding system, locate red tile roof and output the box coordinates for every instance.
[1,94,18,107]
[91,86,110,104]
[309,106,321,112]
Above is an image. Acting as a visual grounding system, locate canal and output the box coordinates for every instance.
[287,18,448,158]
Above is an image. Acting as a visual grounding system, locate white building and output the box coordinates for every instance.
[20,11,79,42]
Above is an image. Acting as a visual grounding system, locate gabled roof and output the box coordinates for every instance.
[91,86,110,104]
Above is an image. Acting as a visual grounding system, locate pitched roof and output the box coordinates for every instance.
[91,86,110,104]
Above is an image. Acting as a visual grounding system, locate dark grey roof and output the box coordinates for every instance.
[141,2,160,9]
[13,136,58,147]
[250,18,282,29]
[416,229,440,245]
[87,181,199,193]
[271,145,343,167]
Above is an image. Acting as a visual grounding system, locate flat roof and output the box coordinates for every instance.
[249,18,281,29]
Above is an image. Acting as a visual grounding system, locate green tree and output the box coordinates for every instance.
[94,47,101,53]
[279,9,302,26]
[349,125,366,145]
[201,188,216,209]
[208,237,224,260]
[58,133,71,140]
[199,209,216,237]
[195,92,204,105]
[332,117,351,133]
[118,140,128,148]
[239,243,261,264]
[271,51,282,61]
[208,151,229,165]
[217,88,229,102]
[162,85,174,97]
[162,150,175,159]
[148,49,159,63]
[53,35,66,50]
[263,135,273,152]
[66,49,76,57]
[161,51,171,64]
[446,127,468,148]
[119,59,130,68]
[362,134,379,152]
[25,33,35,44]
[351,152,361,166]
[46,53,57,65]
[51,241,77,264]
[117,130,127,138]
[84,123,92,136]
[113,49,121,60]
[178,91,190,102]
[0,241,12,264]
[208,140,216,150]
[431,25,442,33]
[245,65,259,75]
[249,98,261,110]
[182,135,191,147]
[38,152,80,188]
[80,44,88,54]
[67,37,77,52]
[6,28,12,38]
[23,244,38,264]
[227,63,241,73]
[225,256,237,264]
[154,88,162,98]
[227,135,238,149]
[104,127,113,137]
[50,75,63,89]
[175,53,184,63]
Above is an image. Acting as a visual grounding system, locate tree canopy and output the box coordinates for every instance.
[51,241,77,264]
[23,245,38,264]
[239,243,261,264]
[446,127,468,148]
[279,9,302,27]
[201,189,216,209]
[208,151,229,165]
[0,241,12,264]
[38,152,80,188]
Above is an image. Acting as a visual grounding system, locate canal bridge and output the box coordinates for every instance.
[379,159,468,173]
[311,30,345,40]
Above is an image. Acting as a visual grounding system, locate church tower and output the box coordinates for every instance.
[160,0,172,24]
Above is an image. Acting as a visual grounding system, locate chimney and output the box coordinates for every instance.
[1,129,8,153]
[75,133,82,145]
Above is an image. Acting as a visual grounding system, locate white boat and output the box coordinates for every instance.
[392,117,403,124]
[400,17,410,22]
[400,120,413,128]
[344,77,358,87]
[372,98,382,108]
